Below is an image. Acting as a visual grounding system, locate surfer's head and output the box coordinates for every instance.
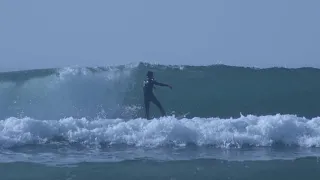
[146,71,154,78]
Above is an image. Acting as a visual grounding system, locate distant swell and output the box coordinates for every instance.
[1,115,320,149]
[1,62,320,120]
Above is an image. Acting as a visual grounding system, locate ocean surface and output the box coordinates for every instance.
[1,62,320,180]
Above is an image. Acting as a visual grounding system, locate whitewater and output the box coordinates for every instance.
[1,114,320,150]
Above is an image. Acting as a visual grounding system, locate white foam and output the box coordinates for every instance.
[1,114,320,149]
[0,65,136,120]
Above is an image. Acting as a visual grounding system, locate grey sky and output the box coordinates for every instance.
[0,0,319,71]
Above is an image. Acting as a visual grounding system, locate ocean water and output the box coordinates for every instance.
[1,62,320,180]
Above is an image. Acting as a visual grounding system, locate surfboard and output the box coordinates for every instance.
[176,112,190,119]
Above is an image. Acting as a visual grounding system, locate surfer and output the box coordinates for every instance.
[143,71,172,119]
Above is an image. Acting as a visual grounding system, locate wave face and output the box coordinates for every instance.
[1,115,320,149]
[1,62,320,120]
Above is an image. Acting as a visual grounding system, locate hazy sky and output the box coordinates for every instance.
[0,0,319,71]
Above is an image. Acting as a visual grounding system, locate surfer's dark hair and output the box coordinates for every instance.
[147,71,154,77]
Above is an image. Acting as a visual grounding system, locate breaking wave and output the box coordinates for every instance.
[1,114,320,149]
[1,62,320,119]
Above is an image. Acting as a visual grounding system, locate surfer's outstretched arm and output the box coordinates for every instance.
[154,81,172,89]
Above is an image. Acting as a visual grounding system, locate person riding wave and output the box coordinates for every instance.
[143,71,172,119]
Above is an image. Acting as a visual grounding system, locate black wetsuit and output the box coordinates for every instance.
[143,78,166,119]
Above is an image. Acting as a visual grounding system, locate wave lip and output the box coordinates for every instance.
[1,114,320,149]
